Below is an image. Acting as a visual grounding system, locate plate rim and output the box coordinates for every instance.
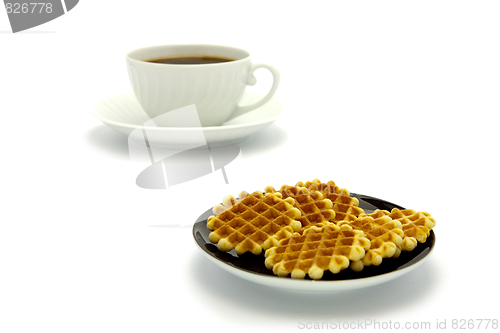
[195,241,433,292]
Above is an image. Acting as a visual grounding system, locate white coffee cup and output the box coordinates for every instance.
[126,44,280,127]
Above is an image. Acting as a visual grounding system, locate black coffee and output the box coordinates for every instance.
[148,56,234,65]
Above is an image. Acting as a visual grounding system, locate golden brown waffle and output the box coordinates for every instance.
[338,215,404,271]
[297,179,365,222]
[264,185,336,229]
[264,223,371,279]
[206,191,302,255]
[297,178,341,193]
[361,208,436,252]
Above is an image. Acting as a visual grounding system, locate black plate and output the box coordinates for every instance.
[192,193,435,281]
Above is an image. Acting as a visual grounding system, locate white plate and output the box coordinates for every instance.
[192,193,436,293]
[90,91,284,149]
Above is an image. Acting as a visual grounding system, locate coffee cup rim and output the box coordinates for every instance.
[126,44,251,66]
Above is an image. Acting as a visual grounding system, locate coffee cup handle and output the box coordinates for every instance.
[226,63,280,121]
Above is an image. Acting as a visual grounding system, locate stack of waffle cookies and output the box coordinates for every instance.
[206,179,436,280]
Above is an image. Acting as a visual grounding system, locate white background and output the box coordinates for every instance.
[1,1,499,332]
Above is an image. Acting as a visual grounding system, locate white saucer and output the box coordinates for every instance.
[90,92,284,149]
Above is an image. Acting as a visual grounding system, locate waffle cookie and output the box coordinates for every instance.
[264,223,371,280]
[297,179,365,222]
[338,215,404,272]
[361,208,436,252]
[264,185,336,229]
[207,191,302,255]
